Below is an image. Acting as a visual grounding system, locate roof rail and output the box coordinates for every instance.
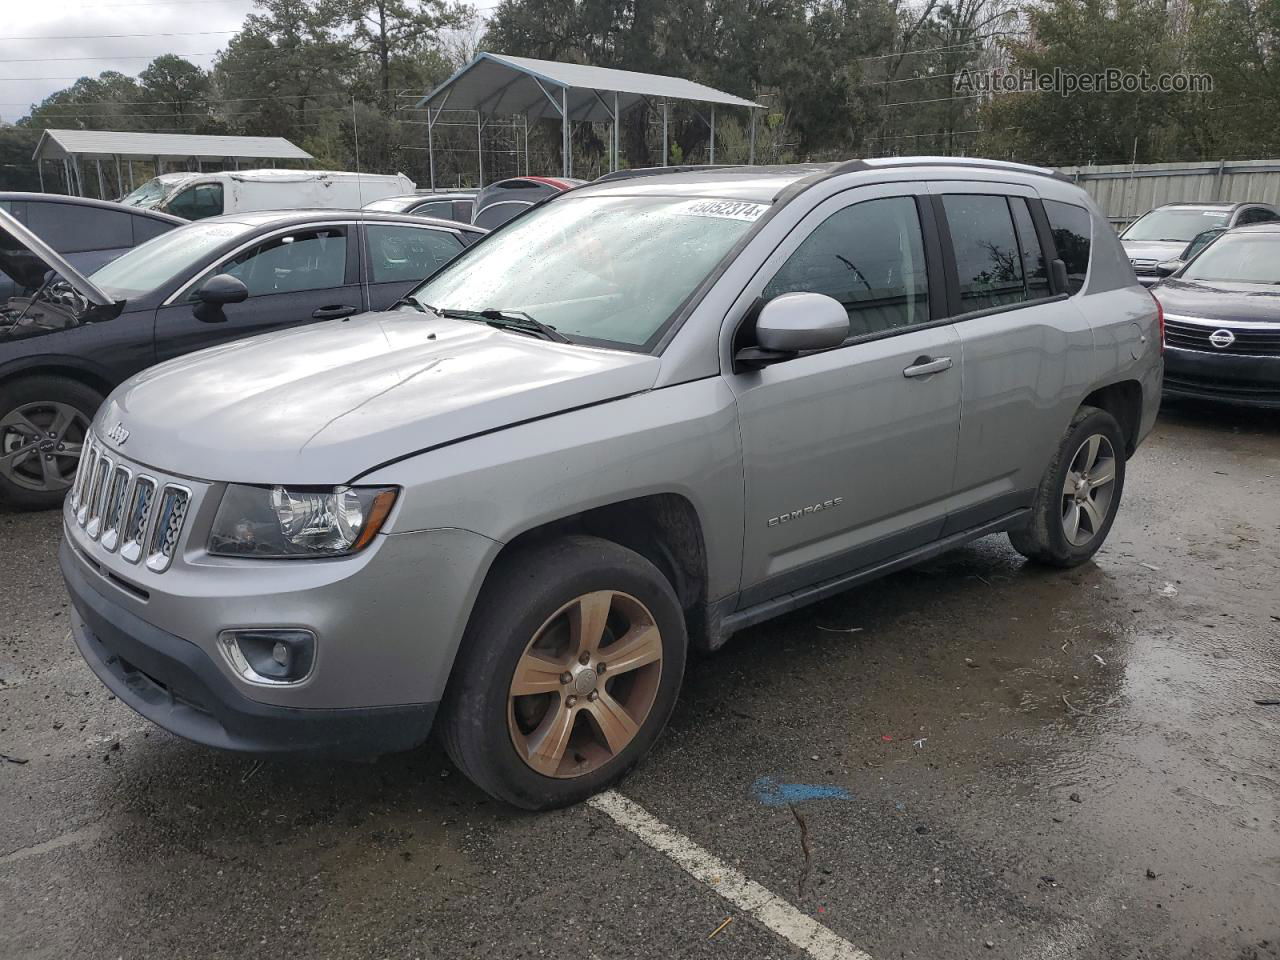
[592,164,744,183]
[827,156,1073,184]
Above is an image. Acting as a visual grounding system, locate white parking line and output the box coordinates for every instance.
[587,790,873,960]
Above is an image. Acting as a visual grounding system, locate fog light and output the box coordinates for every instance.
[219,629,316,685]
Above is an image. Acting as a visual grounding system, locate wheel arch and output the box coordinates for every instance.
[487,493,713,650]
[1081,379,1143,457]
[0,357,114,400]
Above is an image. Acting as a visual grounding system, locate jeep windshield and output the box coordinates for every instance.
[88,220,253,299]
[407,195,768,350]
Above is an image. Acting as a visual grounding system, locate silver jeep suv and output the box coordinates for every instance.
[60,158,1163,809]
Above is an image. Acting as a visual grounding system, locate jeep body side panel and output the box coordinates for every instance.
[363,376,744,603]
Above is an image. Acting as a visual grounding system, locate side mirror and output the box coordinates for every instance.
[736,293,849,370]
[192,274,248,324]
[1050,258,1070,293]
[1155,260,1181,278]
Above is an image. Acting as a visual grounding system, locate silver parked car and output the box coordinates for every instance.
[1120,201,1278,285]
[60,158,1162,809]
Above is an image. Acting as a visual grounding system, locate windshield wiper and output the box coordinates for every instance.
[434,307,570,343]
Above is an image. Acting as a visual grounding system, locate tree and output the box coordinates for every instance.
[341,0,472,108]
[139,55,214,126]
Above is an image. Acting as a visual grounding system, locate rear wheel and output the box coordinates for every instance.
[440,535,687,809]
[0,376,101,511]
[1009,405,1126,568]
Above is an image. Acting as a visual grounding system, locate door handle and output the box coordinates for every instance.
[312,304,359,320]
[903,355,953,378]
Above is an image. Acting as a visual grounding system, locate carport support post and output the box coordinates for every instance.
[613,91,620,172]
[37,161,45,192]
[709,105,716,164]
[115,155,124,198]
[749,108,756,164]
[561,87,571,178]
[427,112,436,190]
[662,101,668,166]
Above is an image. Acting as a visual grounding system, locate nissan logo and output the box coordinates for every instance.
[1208,329,1235,349]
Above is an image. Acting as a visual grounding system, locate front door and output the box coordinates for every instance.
[727,185,963,607]
[153,223,364,362]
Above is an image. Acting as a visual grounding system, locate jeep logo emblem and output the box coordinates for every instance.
[1208,329,1235,349]
[106,422,130,445]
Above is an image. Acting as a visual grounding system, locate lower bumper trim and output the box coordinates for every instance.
[61,539,437,756]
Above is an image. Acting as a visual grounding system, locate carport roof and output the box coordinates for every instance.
[32,129,313,162]
[416,52,763,123]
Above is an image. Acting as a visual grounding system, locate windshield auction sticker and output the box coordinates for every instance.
[679,199,769,221]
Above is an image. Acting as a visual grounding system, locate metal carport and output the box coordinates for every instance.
[415,53,763,187]
[31,129,313,199]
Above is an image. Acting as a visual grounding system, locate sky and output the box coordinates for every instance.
[0,0,500,124]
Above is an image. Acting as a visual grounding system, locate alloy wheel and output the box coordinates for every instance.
[0,401,88,493]
[1060,433,1117,547]
[507,590,664,779]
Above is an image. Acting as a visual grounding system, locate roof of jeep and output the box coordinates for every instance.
[573,157,1067,203]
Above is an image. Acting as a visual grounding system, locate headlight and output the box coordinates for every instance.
[208,484,398,558]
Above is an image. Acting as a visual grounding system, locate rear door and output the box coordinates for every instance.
[361,222,467,311]
[152,221,365,362]
[929,182,1096,531]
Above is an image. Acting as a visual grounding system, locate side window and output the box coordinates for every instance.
[1043,199,1092,294]
[941,194,1026,313]
[28,202,132,254]
[411,200,454,219]
[195,228,349,298]
[453,200,474,223]
[166,183,223,221]
[366,224,463,283]
[763,196,929,337]
[1010,198,1051,299]
[132,215,175,245]
[1237,207,1276,225]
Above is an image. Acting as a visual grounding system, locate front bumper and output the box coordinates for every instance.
[1163,345,1280,408]
[63,539,437,755]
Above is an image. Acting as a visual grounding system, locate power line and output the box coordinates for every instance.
[0,52,222,64]
[2,30,238,41]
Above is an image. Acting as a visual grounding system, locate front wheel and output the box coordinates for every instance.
[440,535,687,810]
[0,376,102,511]
[1009,405,1126,568]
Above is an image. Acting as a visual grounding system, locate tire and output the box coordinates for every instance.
[440,535,687,810]
[0,376,102,511]
[1009,405,1126,568]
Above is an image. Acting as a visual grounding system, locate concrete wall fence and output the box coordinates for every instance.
[1057,159,1280,226]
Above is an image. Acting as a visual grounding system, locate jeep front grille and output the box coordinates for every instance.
[70,436,200,576]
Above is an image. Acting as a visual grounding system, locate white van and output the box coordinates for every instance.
[118,169,417,221]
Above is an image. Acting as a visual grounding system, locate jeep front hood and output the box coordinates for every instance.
[97,310,661,483]
[0,207,116,304]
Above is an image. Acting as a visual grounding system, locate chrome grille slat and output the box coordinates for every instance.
[1165,319,1280,356]
[84,455,113,539]
[145,485,190,573]
[74,442,99,526]
[70,437,95,512]
[100,466,132,552]
[120,476,157,565]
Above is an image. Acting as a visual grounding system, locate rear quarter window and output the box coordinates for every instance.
[132,216,178,245]
[1043,199,1091,294]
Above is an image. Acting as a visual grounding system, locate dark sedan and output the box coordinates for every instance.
[0,193,185,302]
[362,192,477,224]
[1152,222,1280,408]
[0,208,484,508]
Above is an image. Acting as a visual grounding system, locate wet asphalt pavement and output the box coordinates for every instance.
[2,398,1278,960]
